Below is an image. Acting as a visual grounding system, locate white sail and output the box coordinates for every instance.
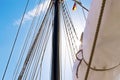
[73,0,120,80]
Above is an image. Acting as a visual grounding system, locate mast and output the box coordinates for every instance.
[51,0,60,80]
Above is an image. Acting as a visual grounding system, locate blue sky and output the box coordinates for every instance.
[0,0,38,79]
[0,0,92,80]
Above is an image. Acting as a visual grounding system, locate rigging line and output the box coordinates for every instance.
[18,1,53,79]
[62,4,76,54]
[2,0,30,80]
[22,1,51,78]
[64,2,82,51]
[79,0,87,21]
[81,6,87,21]
[62,13,76,63]
[61,6,75,62]
[22,2,52,79]
[62,3,77,60]
[64,27,74,80]
[38,18,53,80]
[76,49,120,72]
[33,13,53,80]
[29,0,52,51]
[62,2,79,53]
[48,6,54,80]
[31,2,47,47]
[63,41,67,80]
[30,0,52,49]
[66,0,82,23]
[25,16,50,80]
[62,8,76,69]
[63,53,66,80]
[18,2,48,80]
[63,2,79,40]
[22,6,52,80]
[63,23,73,70]
[83,55,120,71]
[62,5,73,80]
[12,0,44,79]
[23,20,46,79]
[67,21,78,52]
[84,0,106,80]
[72,0,89,12]
[30,8,53,80]
[64,5,79,43]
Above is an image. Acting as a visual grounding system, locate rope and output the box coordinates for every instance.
[61,5,75,62]
[33,6,53,80]
[2,0,30,80]
[12,0,44,79]
[39,19,53,80]
[63,2,79,51]
[23,1,52,79]
[30,8,53,80]
[79,0,87,21]
[63,48,66,80]
[21,2,51,80]
[84,0,106,79]
[62,6,74,80]
[62,2,80,62]
[63,2,79,40]
[18,1,53,79]
[76,49,120,72]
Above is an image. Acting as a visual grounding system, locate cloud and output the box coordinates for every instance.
[14,0,50,25]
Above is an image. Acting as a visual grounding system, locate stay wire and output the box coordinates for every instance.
[84,0,106,79]
[23,7,51,80]
[30,0,47,48]
[79,0,87,21]
[62,2,78,52]
[29,6,53,80]
[22,1,52,79]
[62,3,76,54]
[38,16,53,80]
[34,5,54,80]
[2,0,30,80]
[62,5,75,80]
[22,1,50,78]
[18,1,53,79]
[12,0,43,79]
[62,3,77,61]
[63,2,79,41]
[18,1,47,79]
[33,10,53,80]
[62,9,73,79]
[61,5,74,63]
[62,4,75,62]
[63,48,66,80]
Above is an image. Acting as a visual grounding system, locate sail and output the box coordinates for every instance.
[73,0,120,80]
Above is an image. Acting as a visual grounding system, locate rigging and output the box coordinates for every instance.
[2,0,30,79]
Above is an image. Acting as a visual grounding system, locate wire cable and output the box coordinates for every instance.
[12,0,44,79]
[2,0,30,80]
[61,5,75,62]
[22,1,52,79]
[84,0,106,79]
[18,1,53,79]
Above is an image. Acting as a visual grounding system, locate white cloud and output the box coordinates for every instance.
[14,0,50,25]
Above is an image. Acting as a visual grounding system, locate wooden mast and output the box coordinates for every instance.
[51,0,60,80]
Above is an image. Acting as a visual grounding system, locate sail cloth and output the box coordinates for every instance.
[73,0,120,80]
